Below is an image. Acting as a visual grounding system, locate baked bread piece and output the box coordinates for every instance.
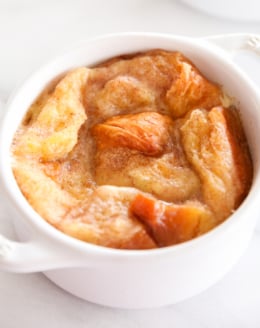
[165,54,222,118]
[58,186,156,249]
[181,106,252,221]
[131,194,215,247]
[85,50,223,120]
[12,158,78,225]
[13,68,89,161]
[92,111,173,156]
[92,112,201,202]
[12,50,252,249]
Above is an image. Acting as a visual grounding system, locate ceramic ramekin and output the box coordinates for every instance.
[0,33,260,309]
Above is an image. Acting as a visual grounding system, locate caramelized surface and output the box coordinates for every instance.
[131,194,215,247]
[12,50,252,249]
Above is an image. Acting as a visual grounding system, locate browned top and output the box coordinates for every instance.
[11,50,253,249]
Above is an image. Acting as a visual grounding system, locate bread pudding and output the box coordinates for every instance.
[11,50,253,249]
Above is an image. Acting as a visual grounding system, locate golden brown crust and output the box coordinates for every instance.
[13,67,89,161]
[92,112,173,156]
[130,193,215,247]
[58,186,156,249]
[11,50,252,249]
[180,106,252,221]
[165,55,222,118]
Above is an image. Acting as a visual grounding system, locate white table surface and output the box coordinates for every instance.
[1,1,260,327]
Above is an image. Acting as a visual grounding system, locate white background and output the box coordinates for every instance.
[0,1,260,327]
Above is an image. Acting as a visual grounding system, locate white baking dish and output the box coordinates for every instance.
[0,33,260,309]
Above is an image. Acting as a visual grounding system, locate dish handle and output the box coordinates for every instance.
[202,33,260,60]
[0,234,70,273]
